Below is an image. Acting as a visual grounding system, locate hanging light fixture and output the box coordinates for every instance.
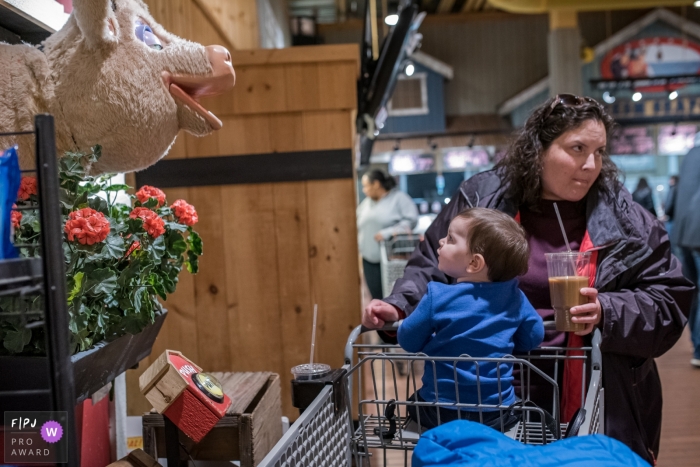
[632,92,643,102]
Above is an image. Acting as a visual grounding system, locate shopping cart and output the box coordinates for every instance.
[260,322,603,467]
[380,235,421,297]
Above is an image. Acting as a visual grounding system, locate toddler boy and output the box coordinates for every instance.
[398,207,544,431]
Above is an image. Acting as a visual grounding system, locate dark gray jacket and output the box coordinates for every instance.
[385,170,695,464]
[671,146,700,250]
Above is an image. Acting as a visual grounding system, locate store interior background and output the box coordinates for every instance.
[335,4,700,228]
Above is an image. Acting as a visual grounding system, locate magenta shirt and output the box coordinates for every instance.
[517,199,587,347]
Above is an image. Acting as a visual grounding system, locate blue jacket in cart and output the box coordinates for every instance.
[397,280,544,410]
[412,420,650,467]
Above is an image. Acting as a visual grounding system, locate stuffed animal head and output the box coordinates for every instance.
[43,0,235,173]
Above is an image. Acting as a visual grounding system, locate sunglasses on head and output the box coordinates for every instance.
[542,94,599,120]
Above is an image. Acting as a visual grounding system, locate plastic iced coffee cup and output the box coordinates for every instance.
[291,363,331,381]
[545,252,591,333]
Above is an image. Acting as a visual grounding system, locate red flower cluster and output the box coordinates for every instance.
[171,199,198,226]
[64,208,110,245]
[17,176,38,201]
[136,185,166,207]
[11,204,21,230]
[125,240,141,257]
[130,207,165,238]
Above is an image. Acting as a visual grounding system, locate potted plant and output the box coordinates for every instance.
[0,146,202,402]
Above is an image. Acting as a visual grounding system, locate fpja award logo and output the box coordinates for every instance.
[4,412,68,463]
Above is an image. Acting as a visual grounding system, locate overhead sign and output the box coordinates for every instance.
[608,96,700,122]
[600,37,700,92]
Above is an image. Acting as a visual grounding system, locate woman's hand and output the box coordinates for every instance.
[374,232,384,242]
[362,299,400,328]
[570,287,602,336]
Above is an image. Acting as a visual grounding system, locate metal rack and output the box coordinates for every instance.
[0,115,78,466]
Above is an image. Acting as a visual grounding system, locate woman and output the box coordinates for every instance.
[362,95,694,464]
[632,177,656,216]
[357,169,418,300]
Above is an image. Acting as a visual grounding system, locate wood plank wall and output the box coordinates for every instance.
[127,2,362,420]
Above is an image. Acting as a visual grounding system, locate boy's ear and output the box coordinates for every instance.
[466,253,486,275]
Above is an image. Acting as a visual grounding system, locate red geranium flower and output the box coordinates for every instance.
[125,240,141,257]
[64,208,110,245]
[17,176,38,201]
[11,204,21,229]
[171,199,198,226]
[130,207,165,238]
[136,185,166,207]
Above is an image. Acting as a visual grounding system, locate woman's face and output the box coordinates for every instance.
[540,119,606,202]
[361,176,384,201]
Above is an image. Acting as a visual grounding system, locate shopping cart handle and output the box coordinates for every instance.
[360,320,403,334]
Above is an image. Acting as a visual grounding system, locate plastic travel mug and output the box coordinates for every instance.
[545,251,591,333]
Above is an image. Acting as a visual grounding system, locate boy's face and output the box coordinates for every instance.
[437,217,472,279]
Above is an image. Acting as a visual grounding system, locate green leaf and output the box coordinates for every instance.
[86,269,118,296]
[143,198,159,209]
[102,184,130,192]
[102,235,126,260]
[186,250,199,274]
[149,235,166,261]
[127,218,143,234]
[67,272,84,302]
[187,230,203,256]
[88,196,109,215]
[166,231,187,256]
[3,327,32,353]
[72,191,89,210]
[166,222,187,233]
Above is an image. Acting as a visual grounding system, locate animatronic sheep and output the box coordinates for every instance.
[0,0,235,174]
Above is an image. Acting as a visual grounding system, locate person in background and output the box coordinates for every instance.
[362,94,694,464]
[672,135,700,368]
[632,177,656,216]
[357,169,418,300]
[398,208,543,431]
[664,175,679,256]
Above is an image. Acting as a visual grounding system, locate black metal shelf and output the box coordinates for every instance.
[0,0,55,44]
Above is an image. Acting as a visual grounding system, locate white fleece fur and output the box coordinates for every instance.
[0,0,216,174]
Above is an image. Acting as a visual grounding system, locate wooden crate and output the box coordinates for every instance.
[142,372,282,466]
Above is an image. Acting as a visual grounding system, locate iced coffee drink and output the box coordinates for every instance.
[545,252,591,333]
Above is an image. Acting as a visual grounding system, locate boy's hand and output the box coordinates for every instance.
[570,287,602,336]
[362,300,401,328]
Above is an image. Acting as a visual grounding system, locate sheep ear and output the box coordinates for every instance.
[72,0,117,48]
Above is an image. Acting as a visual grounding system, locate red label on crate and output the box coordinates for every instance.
[168,353,231,418]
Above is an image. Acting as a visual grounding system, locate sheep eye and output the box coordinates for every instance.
[135,20,163,50]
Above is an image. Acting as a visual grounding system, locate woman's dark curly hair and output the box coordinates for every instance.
[495,96,620,209]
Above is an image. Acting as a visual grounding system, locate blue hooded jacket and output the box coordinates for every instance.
[413,421,650,467]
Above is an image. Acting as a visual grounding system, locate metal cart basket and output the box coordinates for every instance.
[260,323,603,467]
[380,235,421,297]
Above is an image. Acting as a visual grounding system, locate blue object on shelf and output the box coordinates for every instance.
[0,146,20,260]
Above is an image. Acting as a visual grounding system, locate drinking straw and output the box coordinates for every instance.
[553,203,571,253]
[309,304,318,367]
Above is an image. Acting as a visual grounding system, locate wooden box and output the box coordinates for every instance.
[142,372,282,466]
[139,350,232,443]
[107,449,162,467]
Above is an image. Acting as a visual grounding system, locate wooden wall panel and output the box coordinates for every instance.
[306,179,360,367]
[221,184,283,373]
[232,66,288,115]
[190,186,232,370]
[272,182,313,417]
[126,44,361,421]
[284,64,320,112]
[302,111,354,150]
[219,115,272,156]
